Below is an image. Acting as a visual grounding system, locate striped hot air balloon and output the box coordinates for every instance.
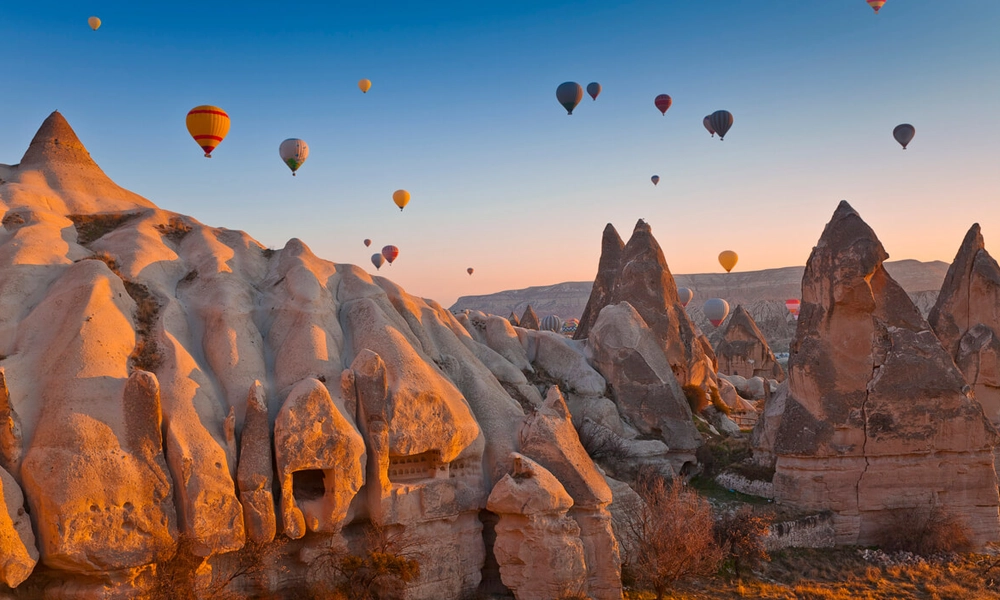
[704,298,730,327]
[382,245,399,265]
[785,299,801,320]
[556,82,584,115]
[561,318,580,335]
[186,106,230,158]
[709,110,734,140]
[654,94,672,115]
[540,315,563,333]
[867,0,886,14]
[703,116,715,137]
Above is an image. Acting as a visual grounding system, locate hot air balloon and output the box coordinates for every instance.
[866,0,885,14]
[540,315,562,333]
[364,239,372,247]
[651,175,660,186]
[586,82,601,101]
[718,250,739,273]
[893,124,915,149]
[677,287,694,307]
[561,318,580,335]
[654,94,672,115]
[392,190,410,211]
[704,298,730,327]
[467,268,474,276]
[371,253,385,270]
[358,79,372,93]
[785,299,801,320]
[88,16,101,30]
[279,138,309,176]
[703,116,715,137]
[382,245,399,265]
[709,110,734,140]
[556,82,584,115]
[186,106,230,158]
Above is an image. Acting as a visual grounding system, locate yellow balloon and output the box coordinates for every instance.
[392,189,410,211]
[358,79,372,93]
[186,105,230,158]
[88,16,101,31]
[718,250,739,273]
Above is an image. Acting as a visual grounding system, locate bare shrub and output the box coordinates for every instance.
[682,384,709,413]
[877,506,973,556]
[714,506,771,576]
[123,281,163,372]
[155,216,194,243]
[146,536,286,600]
[68,212,140,245]
[619,475,724,599]
[577,420,631,463]
[709,386,731,415]
[309,521,422,600]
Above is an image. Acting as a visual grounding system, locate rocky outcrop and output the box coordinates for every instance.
[520,305,540,330]
[0,369,23,482]
[0,465,37,587]
[237,381,275,543]
[715,305,785,382]
[573,220,718,393]
[486,454,587,600]
[928,224,1000,424]
[520,387,622,600]
[575,224,625,341]
[764,201,1000,546]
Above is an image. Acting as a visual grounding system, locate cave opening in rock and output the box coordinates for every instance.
[292,469,326,501]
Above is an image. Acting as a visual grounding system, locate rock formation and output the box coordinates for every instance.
[486,453,587,600]
[0,113,630,597]
[758,201,1000,546]
[575,223,624,341]
[520,304,540,330]
[714,305,785,382]
[928,224,1000,425]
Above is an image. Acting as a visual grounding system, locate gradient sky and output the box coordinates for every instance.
[1,1,998,308]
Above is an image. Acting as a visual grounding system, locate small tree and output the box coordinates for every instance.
[620,475,724,599]
[877,505,973,556]
[714,506,771,576]
[311,521,421,600]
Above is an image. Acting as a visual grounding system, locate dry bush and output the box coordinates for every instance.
[123,281,163,372]
[155,216,193,243]
[69,212,140,245]
[709,386,731,415]
[877,506,973,556]
[619,475,724,599]
[714,506,772,576]
[309,521,422,600]
[81,251,122,277]
[146,537,286,600]
[682,384,709,413]
[577,421,631,463]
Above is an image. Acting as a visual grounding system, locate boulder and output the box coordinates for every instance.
[0,464,37,587]
[714,305,785,382]
[0,369,23,482]
[767,201,1000,546]
[486,454,587,600]
[520,329,607,397]
[237,381,276,544]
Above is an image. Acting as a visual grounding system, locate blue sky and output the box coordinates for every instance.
[1,1,998,307]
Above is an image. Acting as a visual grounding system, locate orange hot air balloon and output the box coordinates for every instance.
[186,105,230,158]
[358,79,372,93]
[467,267,474,275]
[382,245,399,265]
[718,250,739,273]
[392,189,410,211]
[785,299,801,320]
[866,0,886,14]
[364,239,372,247]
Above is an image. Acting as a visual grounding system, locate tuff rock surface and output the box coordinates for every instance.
[715,304,785,382]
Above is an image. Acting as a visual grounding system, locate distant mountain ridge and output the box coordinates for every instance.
[450,259,950,352]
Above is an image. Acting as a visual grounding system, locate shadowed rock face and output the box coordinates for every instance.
[765,201,1000,546]
[715,305,785,382]
[520,305,540,330]
[0,113,626,598]
[929,224,1000,424]
[574,220,717,391]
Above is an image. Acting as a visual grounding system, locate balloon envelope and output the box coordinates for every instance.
[709,110,734,140]
[358,79,371,93]
[704,298,730,327]
[88,16,101,30]
[540,315,562,333]
[718,250,739,273]
[893,124,915,149]
[364,239,371,247]
[382,245,399,264]
[371,253,385,270]
[867,0,885,13]
[392,190,410,211]
[785,299,801,320]
[467,268,474,275]
[587,82,601,101]
[186,106,230,158]
[279,138,309,175]
[556,82,584,115]
[703,116,715,137]
[654,94,672,115]
[651,175,660,186]
[677,287,694,307]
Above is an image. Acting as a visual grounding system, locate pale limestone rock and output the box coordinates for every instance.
[237,381,276,543]
[483,315,533,372]
[0,464,37,587]
[0,369,23,482]
[275,378,365,539]
[718,377,741,411]
[487,454,587,600]
[520,329,607,397]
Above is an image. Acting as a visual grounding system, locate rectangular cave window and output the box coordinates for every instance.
[292,469,326,501]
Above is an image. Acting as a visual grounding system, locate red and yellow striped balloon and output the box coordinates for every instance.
[866,0,885,14]
[186,105,230,158]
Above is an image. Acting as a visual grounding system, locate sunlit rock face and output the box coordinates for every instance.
[0,113,626,598]
[714,304,785,382]
[763,201,1000,547]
